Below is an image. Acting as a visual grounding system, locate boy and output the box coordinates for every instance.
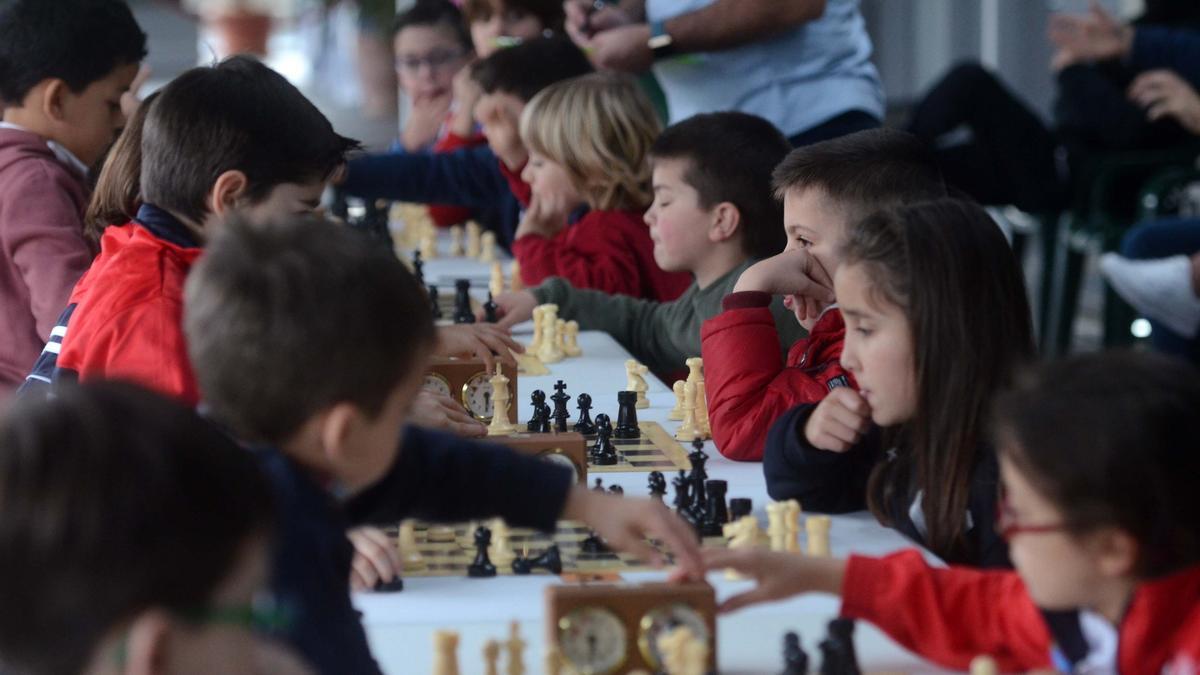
[0,381,310,675]
[183,214,702,675]
[490,111,803,378]
[392,0,473,154]
[463,0,563,57]
[0,0,146,398]
[339,36,593,248]
[700,129,948,461]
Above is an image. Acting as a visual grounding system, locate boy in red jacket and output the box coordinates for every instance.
[699,352,1200,675]
[700,129,947,461]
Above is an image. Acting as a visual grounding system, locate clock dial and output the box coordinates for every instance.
[422,374,451,397]
[460,371,493,420]
[540,449,579,483]
[558,607,627,675]
[637,603,710,669]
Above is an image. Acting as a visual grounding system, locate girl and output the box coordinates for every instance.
[763,199,1035,567]
[705,351,1200,674]
[512,73,691,301]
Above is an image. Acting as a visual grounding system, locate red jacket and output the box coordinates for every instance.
[700,293,853,461]
[54,207,203,406]
[511,208,691,302]
[842,550,1200,675]
[427,130,488,227]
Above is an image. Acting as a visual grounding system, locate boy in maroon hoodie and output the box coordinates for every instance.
[0,0,146,399]
[700,130,947,461]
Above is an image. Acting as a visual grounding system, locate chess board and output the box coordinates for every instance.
[432,294,482,324]
[583,421,692,474]
[390,520,726,578]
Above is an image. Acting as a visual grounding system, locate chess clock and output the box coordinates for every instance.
[425,357,518,423]
[545,582,717,674]
[494,432,587,485]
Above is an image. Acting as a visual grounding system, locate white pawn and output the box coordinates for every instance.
[505,621,526,675]
[449,225,465,256]
[466,221,482,258]
[483,640,501,675]
[806,515,831,557]
[528,306,546,354]
[694,379,710,438]
[783,500,802,553]
[668,381,686,421]
[487,364,518,436]
[397,520,425,571]
[489,517,516,565]
[432,630,460,675]
[480,231,497,262]
[562,320,582,357]
[489,262,505,298]
[537,306,564,363]
[674,381,699,441]
[766,502,788,552]
[555,318,568,356]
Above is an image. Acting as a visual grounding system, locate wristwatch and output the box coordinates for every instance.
[648,20,677,61]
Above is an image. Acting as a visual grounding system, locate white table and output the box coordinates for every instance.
[357,287,947,673]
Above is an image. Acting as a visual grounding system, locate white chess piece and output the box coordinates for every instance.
[487,364,518,435]
[543,646,564,675]
[783,500,802,553]
[432,630,460,675]
[555,318,568,355]
[480,231,497,262]
[397,520,426,571]
[528,306,546,353]
[483,640,501,675]
[624,360,650,409]
[685,357,704,385]
[766,502,787,552]
[674,381,699,441]
[970,655,999,675]
[722,515,760,579]
[694,379,709,437]
[668,381,686,421]
[466,221,482,258]
[489,517,516,565]
[449,225,464,256]
[806,515,831,557]
[489,262,505,298]
[505,621,526,675]
[562,320,582,357]
[537,306,564,363]
[510,258,524,291]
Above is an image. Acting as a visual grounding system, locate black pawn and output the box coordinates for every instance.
[672,470,694,523]
[614,391,640,439]
[592,477,605,492]
[701,479,728,537]
[467,526,497,578]
[782,632,808,675]
[819,618,860,675]
[428,285,443,319]
[591,414,618,465]
[580,531,608,555]
[550,380,571,432]
[573,393,595,434]
[607,485,624,496]
[453,279,475,324]
[687,440,710,526]
[730,498,753,520]
[412,250,425,287]
[511,544,562,575]
[374,577,405,593]
[483,292,499,323]
[647,471,667,501]
[526,390,551,433]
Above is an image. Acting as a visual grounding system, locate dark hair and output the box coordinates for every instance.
[0,381,274,675]
[393,0,473,52]
[141,56,360,224]
[470,35,592,101]
[184,215,437,443]
[994,351,1200,578]
[461,0,564,32]
[843,199,1035,563]
[772,128,948,224]
[83,90,158,245]
[651,112,792,259]
[0,0,146,106]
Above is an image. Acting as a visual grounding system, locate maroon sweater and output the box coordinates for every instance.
[0,127,92,400]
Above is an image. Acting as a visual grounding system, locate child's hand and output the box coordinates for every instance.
[1128,69,1200,134]
[482,290,538,329]
[563,487,704,580]
[515,191,571,240]
[401,92,453,152]
[411,390,488,437]
[733,249,835,327]
[693,548,846,613]
[347,526,402,591]
[804,388,871,452]
[448,63,483,138]
[436,324,524,371]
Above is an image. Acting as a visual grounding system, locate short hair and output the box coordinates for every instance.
[393,0,472,52]
[0,0,146,106]
[520,72,661,211]
[651,112,792,259]
[772,128,948,224]
[994,351,1200,578]
[141,56,360,225]
[461,0,564,32]
[470,35,592,102]
[0,381,274,675]
[184,215,437,444]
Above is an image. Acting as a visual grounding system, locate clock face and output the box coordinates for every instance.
[558,607,627,675]
[460,371,493,421]
[637,603,710,669]
[423,374,451,398]
[540,449,579,483]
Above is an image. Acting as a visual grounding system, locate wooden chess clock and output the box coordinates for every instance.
[545,582,717,674]
[424,357,518,424]
[494,432,587,485]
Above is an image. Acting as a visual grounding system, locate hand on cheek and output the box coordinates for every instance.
[803,387,872,452]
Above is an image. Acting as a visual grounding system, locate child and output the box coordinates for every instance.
[490,111,804,377]
[393,0,474,154]
[83,89,158,246]
[703,351,1200,673]
[764,199,1035,568]
[0,381,310,675]
[0,0,146,398]
[701,129,949,461]
[183,214,703,675]
[512,72,691,300]
[462,0,562,57]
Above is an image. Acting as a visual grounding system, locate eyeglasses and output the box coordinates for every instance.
[395,50,466,74]
[996,495,1067,541]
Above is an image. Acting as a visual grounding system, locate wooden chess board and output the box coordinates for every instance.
[583,421,692,474]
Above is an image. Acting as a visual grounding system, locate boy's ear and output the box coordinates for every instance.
[708,202,741,243]
[40,79,70,123]
[122,609,172,675]
[208,170,250,220]
[1094,527,1140,578]
[319,402,361,465]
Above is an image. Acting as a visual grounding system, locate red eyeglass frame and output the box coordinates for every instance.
[996,495,1068,541]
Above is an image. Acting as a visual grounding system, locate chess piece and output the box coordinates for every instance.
[489,261,504,297]
[573,393,595,434]
[510,258,524,291]
[420,229,437,260]
[767,502,788,552]
[526,390,551,433]
[433,630,460,675]
[466,221,482,258]
[550,380,571,432]
[467,526,497,577]
[668,380,686,421]
[554,318,568,356]
[489,518,516,565]
[819,618,860,675]
[429,285,443,320]
[607,484,623,496]
[562,320,582,357]
[484,292,500,324]
[685,357,704,385]
[510,543,562,574]
[543,646,564,675]
[374,576,404,592]
[647,471,667,501]
[970,656,998,675]
[701,479,728,537]
[412,249,425,287]
[483,639,500,675]
[505,621,526,675]
[784,500,802,553]
[614,391,641,439]
[528,306,546,353]
[580,528,608,554]
[723,515,760,580]
[674,381,700,441]
[480,231,497,263]
[729,498,753,520]
[782,631,809,675]
[672,470,693,523]
[624,360,650,409]
[806,516,831,557]
[449,224,465,256]
[592,477,605,491]
[657,625,705,675]
[398,520,425,571]
[590,414,618,465]
[695,379,711,439]
[687,439,709,510]
[453,279,475,324]
[537,305,564,363]
[487,364,518,435]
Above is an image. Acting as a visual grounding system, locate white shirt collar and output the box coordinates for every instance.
[0,121,90,177]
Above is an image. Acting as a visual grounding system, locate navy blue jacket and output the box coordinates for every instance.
[257,425,572,675]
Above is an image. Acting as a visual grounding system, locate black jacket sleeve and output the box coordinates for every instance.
[341,146,511,209]
[762,404,882,513]
[345,426,573,532]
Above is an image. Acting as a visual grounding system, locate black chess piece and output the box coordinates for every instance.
[428,285,443,319]
[607,485,624,496]
[467,526,497,578]
[526,390,551,433]
[483,291,499,323]
[672,470,693,522]
[647,471,667,501]
[373,576,405,593]
[511,544,563,575]
[550,381,571,432]
[590,414,618,465]
[573,393,595,434]
[580,531,608,555]
[686,440,710,525]
[453,279,475,324]
[782,631,808,675]
[412,250,425,287]
[614,391,640,439]
[730,498,753,520]
[818,618,860,675]
[592,477,605,492]
[700,479,729,537]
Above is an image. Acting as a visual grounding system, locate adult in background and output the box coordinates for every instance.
[563,0,883,147]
